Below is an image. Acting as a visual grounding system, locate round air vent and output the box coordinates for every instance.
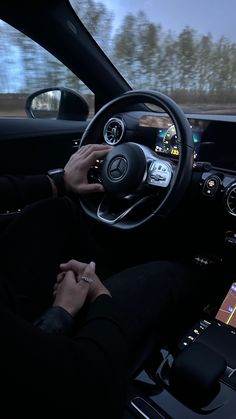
[225,183,236,216]
[103,117,125,145]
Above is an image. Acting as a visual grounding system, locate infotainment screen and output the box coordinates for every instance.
[215,282,236,328]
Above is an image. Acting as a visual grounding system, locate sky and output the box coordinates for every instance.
[96,0,236,42]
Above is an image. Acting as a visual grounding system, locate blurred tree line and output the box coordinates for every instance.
[0,0,236,105]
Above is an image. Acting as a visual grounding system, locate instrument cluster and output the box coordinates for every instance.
[154,121,204,160]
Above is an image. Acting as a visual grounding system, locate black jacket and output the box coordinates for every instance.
[0,282,127,419]
[0,175,128,418]
[0,174,52,212]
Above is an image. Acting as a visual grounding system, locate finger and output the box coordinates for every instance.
[53,283,58,291]
[56,272,65,283]
[79,261,96,280]
[78,277,90,288]
[78,183,104,194]
[80,149,112,167]
[60,259,87,273]
[78,144,112,158]
[53,281,61,297]
[75,279,90,305]
[62,270,79,286]
[64,270,76,280]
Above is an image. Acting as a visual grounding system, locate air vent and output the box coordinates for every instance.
[103,117,125,145]
[225,183,236,216]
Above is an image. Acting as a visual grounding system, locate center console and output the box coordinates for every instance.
[126,282,236,418]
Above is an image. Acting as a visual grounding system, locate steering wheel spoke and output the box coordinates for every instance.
[97,194,154,225]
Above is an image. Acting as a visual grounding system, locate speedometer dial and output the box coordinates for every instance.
[163,125,179,156]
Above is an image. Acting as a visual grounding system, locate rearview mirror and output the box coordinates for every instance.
[25,87,89,121]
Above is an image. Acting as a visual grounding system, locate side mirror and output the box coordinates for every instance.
[25,87,89,121]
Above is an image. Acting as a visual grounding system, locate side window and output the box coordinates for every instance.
[0,20,94,119]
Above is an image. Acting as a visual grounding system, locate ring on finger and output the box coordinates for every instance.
[80,276,94,284]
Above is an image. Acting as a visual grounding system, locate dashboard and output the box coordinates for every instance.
[102,111,236,330]
[101,111,236,250]
[102,111,236,171]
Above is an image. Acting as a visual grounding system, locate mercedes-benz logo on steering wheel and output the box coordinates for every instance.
[108,157,128,180]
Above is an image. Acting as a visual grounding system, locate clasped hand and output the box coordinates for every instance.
[53,260,111,317]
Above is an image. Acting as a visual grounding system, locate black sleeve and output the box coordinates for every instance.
[34,306,74,335]
[0,295,127,418]
[0,174,52,212]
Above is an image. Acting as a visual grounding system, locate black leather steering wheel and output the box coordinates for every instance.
[79,90,194,229]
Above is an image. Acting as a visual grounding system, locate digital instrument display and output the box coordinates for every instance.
[139,115,210,160]
[154,119,209,159]
[155,125,179,156]
[215,282,236,328]
[155,123,201,158]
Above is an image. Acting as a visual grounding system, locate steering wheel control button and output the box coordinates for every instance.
[202,175,220,197]
[147,160,172,187]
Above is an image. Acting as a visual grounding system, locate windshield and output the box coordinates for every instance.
[71,0,236,115]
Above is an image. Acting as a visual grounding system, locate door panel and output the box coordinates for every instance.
[0,118,88,175]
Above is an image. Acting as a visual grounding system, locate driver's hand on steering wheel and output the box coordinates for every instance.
[64,144,112,194]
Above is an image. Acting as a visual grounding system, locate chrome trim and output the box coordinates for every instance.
[97,195,151,225]
[131,397,166,419]
[130,402,149,419]
[227,367,236,378]
[103,117,125,145]
[0,209,21,216]
[225,183,236,216]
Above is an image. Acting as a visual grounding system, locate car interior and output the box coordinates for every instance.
[0,1,235,418]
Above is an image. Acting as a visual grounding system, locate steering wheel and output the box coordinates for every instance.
[79,90,194,230]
